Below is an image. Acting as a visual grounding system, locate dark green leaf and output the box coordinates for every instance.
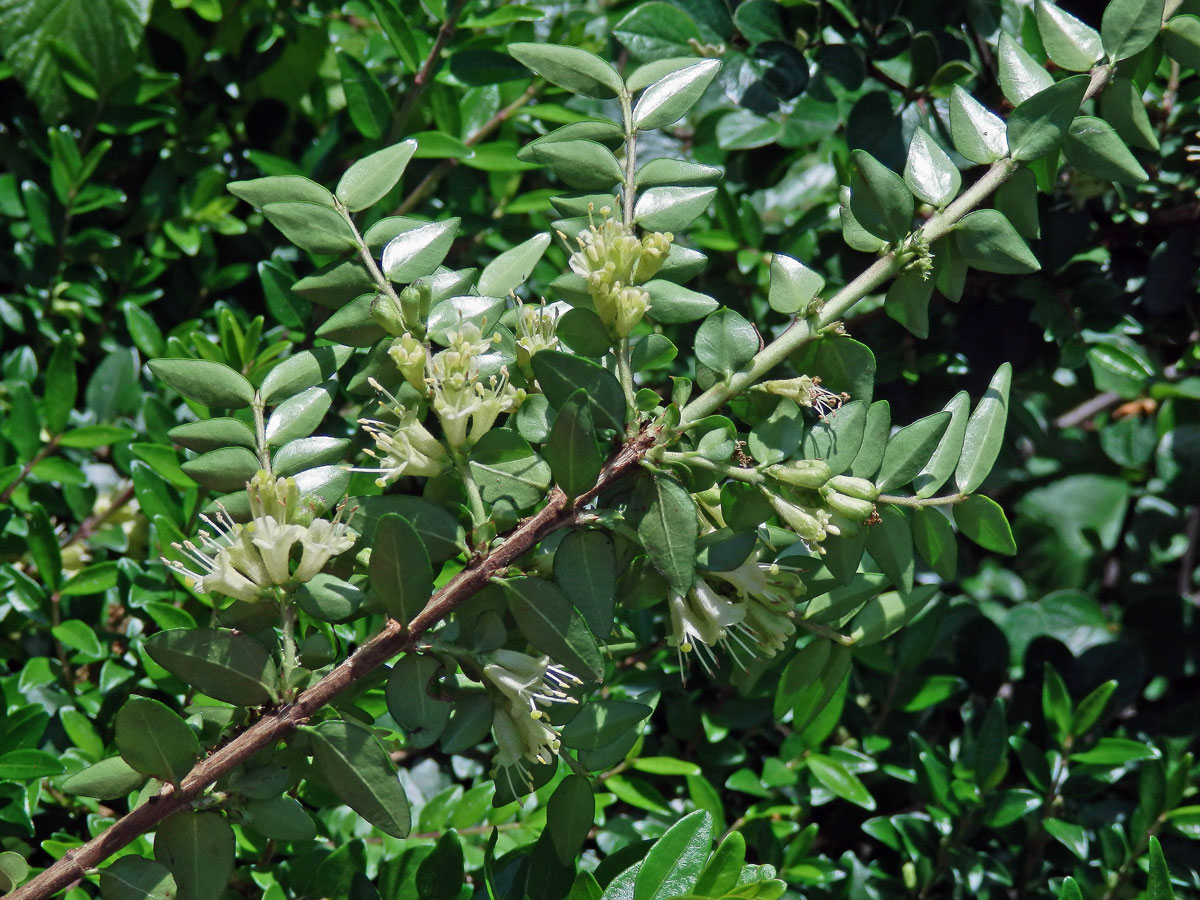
[904,128,961,208]
[802,400,868,476]
[955,362,1012,493]
[912,507,958,580]
[507,43,624,98]
[638,473,698,594]
[1147,836,1176,900]
[416,830,464,900]
[614,2,703,61]
[260,346,353,404]
[1069,737,1160,765]
[847,584,938,646]
[1102,0,1165,61]
[155,812,234,900]
[953,210,1040,274]
[527,140,624,190]
[228,175,334,209]
[997,32,1054,105]
[468,430,552,509]
[309,719,412,838]
[349,495,465,563]
[634,185,717,232]
[370,513,434,622]
[768,253,824,315]
[1064,116,1149,184]
[168,418,256,454]
[61,756,145,799]
[1162,15,1200,69]
[477,233,551,298]
[695,308,758,378]
[849,150,914,243]
[545,389,602,499]
[554,530,617,638]
[0,749,65,779]
[261,201,358,254]
[180,446,260,493]
[632,810,711,900]
[863,505,915,592]
[149,358,255,409]
[1036,0,1103,71]
[336,140,418,212]
[633,60,720,131]
[336,51,392,139]
[114,697,200,783]
[296,573,366,624]
[953,495,1018,555]
[382,219,461,283]
[503,576,604,681]
[644,280,720,324]
[807,754,875,810]
[144,628,277,706]
[245,795,317,842]
[532,350,626,432]
[27,503,62,592]
[884,268,934,338]
[1007,75,1089,161]
[99,856,177,900]
[949,87,1008,164]
[548,776,594,866]
[386,654,450,749]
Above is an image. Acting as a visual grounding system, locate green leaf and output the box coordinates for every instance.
[644,280,720,324]
[181,446,260,493]
[59,424,136,448]
[850,150,916,245]
[802,400,868,476]
[264,383,334,447]
[634,185,717,232]
[27,503,62,592]
[633,60,720,131]
[807,754,875,810]
[309,719,412,837]
[1148,836,1177,900]
[0,749,66,779]
[336,50,392,139]
[614,2,703,61]
[349,495,466,563]
[477,232,551,297]
[416,829,464,900]
[636,158,722,188]
[386,654,450,749]
[468,430,552,509]
[1063,116,1149,184]
[507,43,624,99]
[904,128,961,209]
[792,337,876,407]
[997,32,1054,105]
[638,473,698,594]
[382,219,461,283]
[1007,75,1090,162]
[1070,680,1117,735]
[876,410,952,493]
[884,268,934,338]
[99,856,177,900]
[228,175,335,209]
[839,185,886,252]
[695,308,758,378]
[155,811,234,900]
[0,850,29,894]
[850,401,891,479]
[149,358,255,409]
[296,572,365,624]
[292,260,376,307]
[692,832,746,898]
[1069,737,1160,765]
[61,756,145,799]
[1101,78,1160,151]
[953,210,1040,274]
[528,140,624,190]
[554,529,617,637]
[633,810,711,900]
[1060,877,1083,900]
[260,346,353,404]
[0,0,152,122]
[913,392,970,498]
[953,495,1017,555]
[912,507,957,580]
[273,436,351,478]
[335,140,418,212]
[245,795,317,842]
[626,57,704,92]
[313,295,383,347]
[43,341,77,434]
[114,697,200,784]
[848,584,938,647]
[1036,0,1103,71]
[261,201,358,255]
[949,86,1008,164]
[144,628,277,706]
[1102,0,1165,61]
[557,308,612,357]
[1162,15,1200,69]
[503,576,603,680]
[768,253,825,315]
[560,699,653,751]
[995,167,1041,239]
[545,389,603,499]
[548,776,594,866]
[168,418,256,453]
[370,513,434,622]
[955,362,1012,493]
[863,506,915,592]
[532,350,626,432]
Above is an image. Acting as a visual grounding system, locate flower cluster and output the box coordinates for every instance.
[514,301,560,375]
[567,209,672,338]
[166,474,356,605]
[482,649,581,791]
[426,324,525,451]
[354,378,449,487]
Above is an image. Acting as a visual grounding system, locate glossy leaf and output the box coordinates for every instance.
[1102,0,1166,61]
[802,400,868,476]
[337,51,391,139]
[633,60,720,131]
[99,857,177,900]
[695,308,758,378]
[632,810,711,900]
[155,811,234,900]
[644,280,719,324]
[61,756,145,799]
[1036,0,1103,71]
[1147,836,1176,900]
[335,139,418,212]
[309,719,412,838]
[634,185,717,232]
[904,128,960,209]
[876,411,952,493]
[468,430,552,509]
[949,86,1008,164]
[532,350,626,432]
[1064,116,1149,184]
[1007,75,1089,161]
[507,43,624,99]
[382,218,461,283]
[912,506,958,580]
[913,391,970,497]
[260,346,353,404]
[849,150,914,243]
[386,654,450,750]
[953,210,1041,274]
[545,389,602,499]
[371,513,434,622]
[997,32,1054,104]
[527,139,624,190]
[555,529,618,637]
[953,495,1018,555]
[768,253,825,315]
[807,754,875,810]
[261,201,357,254]
[955,362,1012,493]
[227,175,334,209]
[638,473,698,594]
[477,232,551,297]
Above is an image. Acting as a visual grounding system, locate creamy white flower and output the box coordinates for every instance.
[167,508,265,604]
[667,578,757,675]
[249,515,305,585]
[353,378,449,486]
[713,558,805,613]
[293,514,357,583]
[482,649,580,778]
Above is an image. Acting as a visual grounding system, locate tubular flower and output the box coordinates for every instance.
[166,476,359,603]
[354,378,449,486]
[514,301,560,374]
[667,578,758,675]
[567,209,673,337]
[387,332,428,393]
[713,557,806,613]
[427,325,524,451]
[766,491,837,545]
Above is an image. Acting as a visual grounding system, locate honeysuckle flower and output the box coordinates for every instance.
[713,557,806,613]
[427,325,524,451]
[742,599,796,657]
[167,508,266,605]
[667,578,757,675]
[566,210,673,337]
[514,301,560,372]
[490,705,559,798]
[482,648,582,720]
[293,513,356,583]
[249,515,306,585]
[387,332,427,393]
[354,378,449,486]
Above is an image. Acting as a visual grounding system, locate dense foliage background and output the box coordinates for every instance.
[1,0,1199,898]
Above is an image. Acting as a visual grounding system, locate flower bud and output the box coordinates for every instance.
[387,333,428,393]
[819,485,875,522]
[826,474,879,501]
[767,459,833,490]
[371,292,408,337]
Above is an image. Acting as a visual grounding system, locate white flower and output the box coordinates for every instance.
[249,515,305,585]
[293,513,357,583]
[167,508,265,605]
[482,649,580,775]
[667,578,757,675]
[426,326,523,451]
[713,557,805,613]
[353,378,449,486]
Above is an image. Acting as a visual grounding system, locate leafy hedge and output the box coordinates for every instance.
[1,1,1199,899]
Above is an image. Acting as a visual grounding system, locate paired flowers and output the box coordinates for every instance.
[166,473,356,605]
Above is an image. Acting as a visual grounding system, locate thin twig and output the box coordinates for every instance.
[0,435,62,505]
[388,0,470,143]
[61,483,137,549]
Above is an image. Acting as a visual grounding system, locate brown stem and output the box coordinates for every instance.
[388,0,469,143]
[61,483,137,549]
[10,427,659,900]
[0,435,62,506]
[394,82,542,217]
